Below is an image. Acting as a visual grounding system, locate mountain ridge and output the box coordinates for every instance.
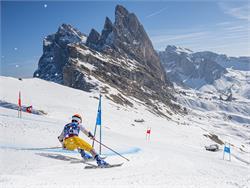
[159,45,250,90]
[34,5,179,115]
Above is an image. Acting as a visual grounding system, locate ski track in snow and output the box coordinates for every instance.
[0,76,250,188]
[0,145,141,156]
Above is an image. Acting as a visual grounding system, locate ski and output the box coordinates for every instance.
[70,158,94,163]
[70,156,107,163]
[84,163,123,169]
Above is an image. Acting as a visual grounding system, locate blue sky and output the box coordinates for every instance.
[1,0,250,78]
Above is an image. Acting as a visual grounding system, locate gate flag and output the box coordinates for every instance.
[223,142,231,161]
[18,91,22,118]
[18,91,21,107]
[224,146,230,153]
[96,95,102,126]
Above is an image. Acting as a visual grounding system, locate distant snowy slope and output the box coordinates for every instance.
[199,69,250,100]
[176,83,250,123]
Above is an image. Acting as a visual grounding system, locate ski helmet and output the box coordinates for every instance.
[72,114,82,123]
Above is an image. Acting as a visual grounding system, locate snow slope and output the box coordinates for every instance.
[0,76,249,188]
[200,69,250,100]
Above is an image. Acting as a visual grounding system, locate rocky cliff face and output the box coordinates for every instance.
[34,5,178,115]
[159,45,228,89]
[34,24,86,83]
[86,5,168,85]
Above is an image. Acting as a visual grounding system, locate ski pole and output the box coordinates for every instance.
[22,146,62,151]
[92,124,97,148]
[93,139,130,161]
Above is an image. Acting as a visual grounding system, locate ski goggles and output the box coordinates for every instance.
[72,116,81,123]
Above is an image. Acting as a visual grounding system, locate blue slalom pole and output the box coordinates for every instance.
[92,94,102,154]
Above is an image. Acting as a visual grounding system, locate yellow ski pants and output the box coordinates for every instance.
[64,136,93,152]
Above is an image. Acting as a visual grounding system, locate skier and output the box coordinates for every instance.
[26,105,32,113]
[58,114,109,167]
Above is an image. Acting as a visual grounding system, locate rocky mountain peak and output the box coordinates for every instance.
[84,5,169,84]
[34,6,178,116]
[103,17,113,31]
[56,23,86,45]
[164,45,193,55]
[98,17,113,47]
[86,29,101,49]
[58,23,75,33]
[34,23,87,83]
[165,45,178,53]
[115,4,129,19]
[107,5,167,82]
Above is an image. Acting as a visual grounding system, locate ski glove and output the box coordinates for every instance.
[57,136,63,143]
[57,136,65,148]
[88,132,94,139]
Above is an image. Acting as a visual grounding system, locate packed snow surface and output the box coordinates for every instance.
[0,76,249,188]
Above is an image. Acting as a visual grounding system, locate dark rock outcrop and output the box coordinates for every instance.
[34,24,86,82]
[86,29,100,50]
[87,5,168,85]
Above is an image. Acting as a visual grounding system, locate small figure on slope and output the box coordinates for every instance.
[58,114,109,167]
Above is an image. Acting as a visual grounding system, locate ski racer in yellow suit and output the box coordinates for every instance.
[58,114,108,167]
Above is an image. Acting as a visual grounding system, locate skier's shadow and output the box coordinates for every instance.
[36,153,80,162]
